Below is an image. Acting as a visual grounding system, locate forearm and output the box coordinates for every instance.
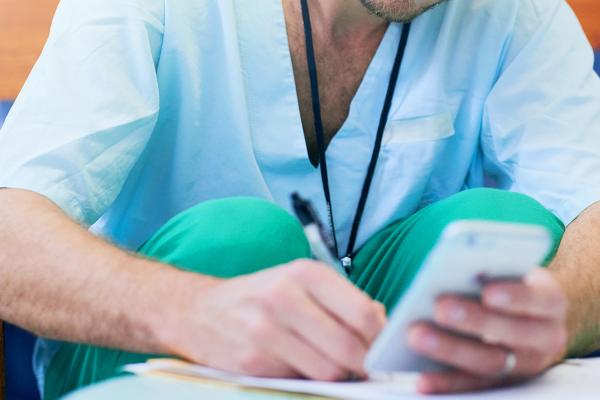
[0,188,215,354]
[550,201,600,356]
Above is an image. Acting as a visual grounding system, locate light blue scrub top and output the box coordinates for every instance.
[1,0,600,391]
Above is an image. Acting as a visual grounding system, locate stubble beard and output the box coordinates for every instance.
[359,0,446,22]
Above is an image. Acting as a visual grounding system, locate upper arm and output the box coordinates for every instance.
[0,0,165,225]
[481,0,600,225]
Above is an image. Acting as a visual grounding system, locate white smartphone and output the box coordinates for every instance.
[364,220,553,375]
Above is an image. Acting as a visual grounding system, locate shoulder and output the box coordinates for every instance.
[443,0,563,20]
[423,0,579,68]
[438,0,568,38]
[51,0,166,34]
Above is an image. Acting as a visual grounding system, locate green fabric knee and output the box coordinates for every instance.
[44,197,310,400]
[138,196,311,276]
[351,188,565,312]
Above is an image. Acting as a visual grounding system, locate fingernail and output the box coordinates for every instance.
[483,334,502,345]
[417,377,436,394]
[421,333,439,350]
[525,268,553,286]
[446,305,467,323]
[487,290,511,307]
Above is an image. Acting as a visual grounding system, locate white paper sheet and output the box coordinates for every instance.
[124,358,600,400]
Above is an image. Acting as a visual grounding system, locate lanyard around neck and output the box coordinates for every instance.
[300,0,411,274]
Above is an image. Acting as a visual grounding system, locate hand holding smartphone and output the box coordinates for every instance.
[365,220,552,376]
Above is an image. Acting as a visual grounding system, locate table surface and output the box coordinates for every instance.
[65,375,315,400]
[66,358,600,400]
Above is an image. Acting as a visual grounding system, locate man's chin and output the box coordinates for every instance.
[359,0,446,23]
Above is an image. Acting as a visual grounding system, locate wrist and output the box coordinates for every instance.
[142,261,222,356]
[550,267,597,357]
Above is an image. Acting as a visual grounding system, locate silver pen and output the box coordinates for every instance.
[291,193,346,276]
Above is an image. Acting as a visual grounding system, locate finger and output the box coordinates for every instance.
[274,286,369,376]
[241,308,348,381]
[232,351,297,379]
[264,324,351,381]
[482,269,567,320]
[408,322,514,377]
[417,371,506,394]
[297,263,387,344]
[408,323,553,378]
[179,310,296,378]
[434,296,566,353]
[216,333,296,378]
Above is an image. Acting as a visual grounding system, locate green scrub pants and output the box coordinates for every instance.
[44,189,565,399]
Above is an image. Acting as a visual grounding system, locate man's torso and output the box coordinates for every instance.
[79,0,526,251]
[3,0,596,255]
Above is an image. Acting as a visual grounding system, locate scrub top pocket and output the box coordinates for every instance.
[383,112,455,145]
[380,111,457,179]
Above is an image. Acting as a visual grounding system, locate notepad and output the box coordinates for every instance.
[124,358,600,400]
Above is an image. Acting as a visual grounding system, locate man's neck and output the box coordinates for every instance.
[282,0,391,166]
[302,0,388,45]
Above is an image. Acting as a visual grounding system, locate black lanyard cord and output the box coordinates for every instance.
[300,0,340,255]
[345,22,412,261]
[300,0,411,274]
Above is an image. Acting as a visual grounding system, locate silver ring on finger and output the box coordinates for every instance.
[497,350,517,380]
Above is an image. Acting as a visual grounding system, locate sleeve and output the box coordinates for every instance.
[481,0,600,225]
[0,0,165,226]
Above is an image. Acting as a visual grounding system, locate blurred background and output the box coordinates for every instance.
[0,1,599,399]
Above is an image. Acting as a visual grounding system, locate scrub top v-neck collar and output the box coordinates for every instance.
[234,1,407,254]
[236,1,404,172]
